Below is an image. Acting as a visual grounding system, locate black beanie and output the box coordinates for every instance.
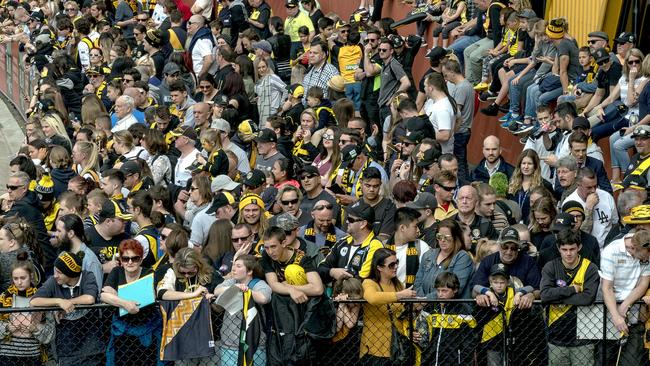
[54,251,83,278]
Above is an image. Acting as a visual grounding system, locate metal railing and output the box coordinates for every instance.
[0,298,645,365]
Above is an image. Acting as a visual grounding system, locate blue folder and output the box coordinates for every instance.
[117,273,156,316]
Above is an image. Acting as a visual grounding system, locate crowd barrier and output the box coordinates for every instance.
[0,41,33,124]
[0,298,646,365]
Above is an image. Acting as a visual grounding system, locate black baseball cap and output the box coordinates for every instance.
[551,213,576,232]
[572,116,590,130]
[119,160,140,175]
[399,131,424,145]
[592,48,609,64]
[615,32,636,44]
[416,146,441,167]
[206,192,236,214]
[490,263,509,278]
[255,128,278,143]
[99,199,133,220]
[498,226,520,246]
[346,200,375,224]
[340,144,362,169]
[425,47,451,62]
[242,169,266,188]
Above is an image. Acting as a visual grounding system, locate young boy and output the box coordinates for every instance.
[306,86,335,130]
[417,272,477,365]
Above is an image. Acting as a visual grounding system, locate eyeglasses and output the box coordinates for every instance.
[383,260,399,269]
[628,59,641,65]
[281,198,299,205]
[89,74,102,78]
[340,30,349,34]
[346,216,363,224]
[500,244,519,252]
[199,85,211,90]
[436,233,453,242]
[314,203,334,211]
[597,61,608,67]
[439,184,456,192]
[6,184,23,191]
[403,141,414,147]
[322,133,334,140]
[120,255,141,263]
[65,7,76,12]
[187,21,197,26]
[379,48,390,53]
[178,269,197,276]
[137,18,148,22]
[300,174,318,180]
[232,235,251,243]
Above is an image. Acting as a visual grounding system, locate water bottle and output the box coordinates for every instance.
[629,112,639,127]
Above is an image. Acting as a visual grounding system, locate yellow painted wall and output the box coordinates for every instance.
[546,0,619,47]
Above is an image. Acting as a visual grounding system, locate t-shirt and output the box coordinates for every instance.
[191,38,213,75]
[564,189,618,248]
[424,96,455,153]
[600,237,650,300]
[284,11,314,42]
[255,151,285,174]
[85,225,130,264]
[261,248,316,283]
[224,142,251,174]
[595,62,623,99]
[189,205,216,248]
[555,38,582,83]
[175,149,199,187]
[115,0,137,40]
[378,58,407,106]
[105,267,157,324]
[300,189,340,220]
[450,79,474,133]
[472,251,541,290]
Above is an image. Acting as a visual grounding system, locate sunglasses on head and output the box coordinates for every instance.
[281,198,299,205]
[120,255,141,263]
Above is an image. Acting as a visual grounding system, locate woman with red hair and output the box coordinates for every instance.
[101,239,163,366]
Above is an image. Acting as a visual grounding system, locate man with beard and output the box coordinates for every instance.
[275,185,310,225]
[454,185,498,251]
[55,214,103,290]
[470,136,514,183]
[85,199,132,274]
[298,199,346,254]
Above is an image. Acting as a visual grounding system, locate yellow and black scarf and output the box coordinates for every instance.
[386,240,420,288]
[303,220,337,256]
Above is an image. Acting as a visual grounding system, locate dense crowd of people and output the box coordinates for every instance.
[0,0,647,364]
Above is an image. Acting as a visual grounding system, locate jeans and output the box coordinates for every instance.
[454,130,471,181]
[448,35,481,68]
[524,83,563,119]
[345,82,362,111]
[509,72,535,115]
[609,132,635,169]
[463,37,493,84]
[591,116,629,142]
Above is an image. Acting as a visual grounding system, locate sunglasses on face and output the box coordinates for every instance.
[89,74,102,78]
[232,235,251,243]
[281,198,299,205]
[500,244,519,252]
[587,39,599,44]
[383,260,399,269]
[121,255,141,263]
[379,48,390,53]
[179,269,197,276]
[314,203,334,211]
[6,184,23,190]
[439,184,456,192]
[346,216,363,224]
[123,79,134,83]
[300,173,318,180]
[628,59,641,65]
[161,234,168,240]
[322,133,334,140]
[436,233,452,242]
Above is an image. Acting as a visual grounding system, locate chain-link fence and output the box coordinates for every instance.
[0,299,648,365]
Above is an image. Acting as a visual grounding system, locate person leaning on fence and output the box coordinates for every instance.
[601,229,650,366]
[416,272,477,366]
[100,239,164,366]
[213,254,271,366]
[328,277,363,364]
[540,228,599,366]
[30,251,101,366]
[156,247,224,302]
[360,248,417,365]
[0,253,54,365]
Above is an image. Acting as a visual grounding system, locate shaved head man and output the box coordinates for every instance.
[470,135,515,183]
[187,15,214,76]
[193,102,211,130]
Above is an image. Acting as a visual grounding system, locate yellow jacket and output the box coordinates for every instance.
[361,280,405,358]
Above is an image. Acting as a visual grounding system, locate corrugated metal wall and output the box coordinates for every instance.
[546,0,620,47]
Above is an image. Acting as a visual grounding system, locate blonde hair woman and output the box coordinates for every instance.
[508,149,552,225]
[41,114,72,152]
[81,94,108,127]
[72,141,100,182]
[157,247,221,300]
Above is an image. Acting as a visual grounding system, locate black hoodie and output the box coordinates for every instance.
[51,168,78,198]
[7,191,53,272]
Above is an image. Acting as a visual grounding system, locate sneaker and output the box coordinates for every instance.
[480,103,499,116]
[479,91,497,102]
[499,103,510,113]
[474,82,490,92]
[498,112,512,122]
[512,123,535,135]
[507,119,520,131]
[519,136,529,145]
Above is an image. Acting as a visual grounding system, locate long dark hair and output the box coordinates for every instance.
[367,248,402,290]
[436,219,465,268]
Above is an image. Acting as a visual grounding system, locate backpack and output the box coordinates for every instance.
[495,200,517,225]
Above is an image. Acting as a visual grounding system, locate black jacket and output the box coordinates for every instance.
[470,157,515,183]
[7,191,52,270]
[51,168,77,198]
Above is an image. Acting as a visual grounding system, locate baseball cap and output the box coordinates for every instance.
[346,200,375,224]
[30,10,44,23]
[211,175,239,192]
[615,32,636,44]
[119,160,140,176]
[214,93,229,106]
[335,20,350,29]
[498,226,520,245]
[285,0,298,7]
[399,131,424,145]
[632,125,650,138]
[517,9,536,19]
[211,118,231,134]
[572,116,590,130]
[286,84,304,98]
[299,165,320,177]
[252,40,272,54]
[588,31,609,42]
[406,192,437,210]
[242,169,266,188]
[490,263,509,278]
[592,48,609,64]
[170,126,198,141]
[405,116,435,139]
[163,62,181,75]
[255,128,278,143]
[425,47,451,62]
[340,144,362,168]
[206,192,236,214]
[86,65,105,76]
[416,146,442,167]
[99,199,133,220]
[271,212,300,231]
[551,213,576,232]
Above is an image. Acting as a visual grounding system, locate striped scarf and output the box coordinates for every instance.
[303,220,337,256]
[386,241,420,288]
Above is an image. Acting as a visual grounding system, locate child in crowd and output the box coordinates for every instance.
[417,272,477,365]
[0,254,54,365]
[431,0,467,49]
[84,188,109,229]
[197,129,229,178]
[306,87,335,130]
[475,10,520,92]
